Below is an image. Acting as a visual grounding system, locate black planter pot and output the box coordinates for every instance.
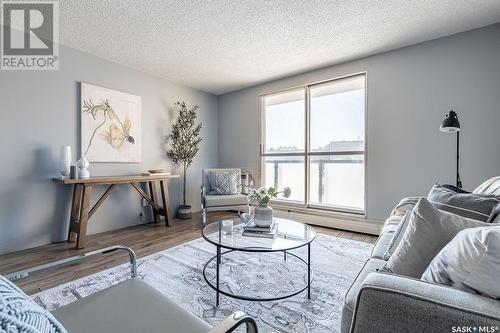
[177,205,192,220]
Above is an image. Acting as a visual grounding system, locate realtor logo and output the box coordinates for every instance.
[1,0,59,70]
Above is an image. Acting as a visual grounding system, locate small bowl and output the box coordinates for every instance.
[148,169,164,174]
[240,213,254,224]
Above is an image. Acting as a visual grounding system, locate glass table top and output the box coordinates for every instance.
[202,217,316,252]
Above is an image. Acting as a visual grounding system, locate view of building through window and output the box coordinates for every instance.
[261,74,365,212]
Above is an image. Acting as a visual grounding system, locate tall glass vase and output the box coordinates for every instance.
[59,146,72,179]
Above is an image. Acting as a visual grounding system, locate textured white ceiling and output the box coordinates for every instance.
[60,1,500,95]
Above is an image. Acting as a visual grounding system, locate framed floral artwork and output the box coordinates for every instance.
[80,83,141,162]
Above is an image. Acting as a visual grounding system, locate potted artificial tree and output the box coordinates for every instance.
[167,101,202,219]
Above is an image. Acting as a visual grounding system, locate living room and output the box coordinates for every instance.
[1,1,500,332]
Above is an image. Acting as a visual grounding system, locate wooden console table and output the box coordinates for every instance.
[54,174,179,249]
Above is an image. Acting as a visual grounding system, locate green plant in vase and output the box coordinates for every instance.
[248,186,291,227]
[167,101,202,219]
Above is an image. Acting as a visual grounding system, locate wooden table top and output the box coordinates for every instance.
[53,174,180,185]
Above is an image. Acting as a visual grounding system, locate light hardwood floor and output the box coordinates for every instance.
[0,212,377,295]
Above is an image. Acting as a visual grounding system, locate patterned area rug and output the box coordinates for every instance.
[33,234,372,333]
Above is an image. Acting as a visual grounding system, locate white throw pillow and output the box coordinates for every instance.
[473,176,500,195]
[383,210,412,260]
[422,226,500,299]
[384,198,489,278]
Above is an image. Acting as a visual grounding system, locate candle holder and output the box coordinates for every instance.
[221,220,233,236]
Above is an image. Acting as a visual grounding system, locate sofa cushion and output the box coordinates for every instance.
[52,278,211,333]
[389,197,420,217]
[422,226,500,299]
[381,214,403,234]
[381,222,398,234]
[0,275,67,333]
[370,232,393,260]
[383,210,412,260]
[384,198,488,278]
[205,193,248,207]
[427,184,499,222]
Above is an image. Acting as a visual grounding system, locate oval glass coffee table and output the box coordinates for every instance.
[202,217,316,306]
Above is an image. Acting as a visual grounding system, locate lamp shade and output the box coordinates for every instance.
[440,110,460,132]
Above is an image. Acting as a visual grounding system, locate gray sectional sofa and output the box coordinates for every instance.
[341,197,500,333]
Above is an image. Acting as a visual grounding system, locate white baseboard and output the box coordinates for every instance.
[273,209,382,236]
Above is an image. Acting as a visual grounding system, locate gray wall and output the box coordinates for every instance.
[217,24,500,221]
[0,45,218,254]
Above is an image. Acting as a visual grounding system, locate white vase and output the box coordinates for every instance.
[59,146,72,179]
[254,205,273,227]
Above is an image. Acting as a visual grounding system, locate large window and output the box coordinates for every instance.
[260,74,366,213]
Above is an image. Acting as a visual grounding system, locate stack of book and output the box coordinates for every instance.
[242,220,276,239]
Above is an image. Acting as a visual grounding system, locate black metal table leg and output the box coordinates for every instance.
[307,243,311,299]
[284,235,287,261]
[216,245,220,306]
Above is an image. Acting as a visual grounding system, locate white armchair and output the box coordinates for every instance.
[201,168,250,225]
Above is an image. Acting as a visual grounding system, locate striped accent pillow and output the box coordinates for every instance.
[474,176,500,196]
[427,184,499,222]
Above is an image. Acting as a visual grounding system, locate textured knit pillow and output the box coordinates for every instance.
[0,275,67,333]
[383,210,412,260]
[208,170,240,195]
[422,226,500,299]
[427,184,499,222]
[383,198,488,278]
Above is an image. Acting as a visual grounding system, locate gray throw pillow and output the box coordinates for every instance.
[487,203,500,223]
[208,170,240,195]
[427,184,499,222]
[422,226,500,299]
[383,210,412,260]
[383,198,488,278]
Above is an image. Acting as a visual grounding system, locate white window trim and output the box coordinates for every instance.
[259,72,368,216]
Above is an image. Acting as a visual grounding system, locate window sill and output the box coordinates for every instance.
[270,201,365,217]
[269,204,382,236]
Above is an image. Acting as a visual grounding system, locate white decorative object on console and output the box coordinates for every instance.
[59,145,71,179]
[77,157,90,179]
